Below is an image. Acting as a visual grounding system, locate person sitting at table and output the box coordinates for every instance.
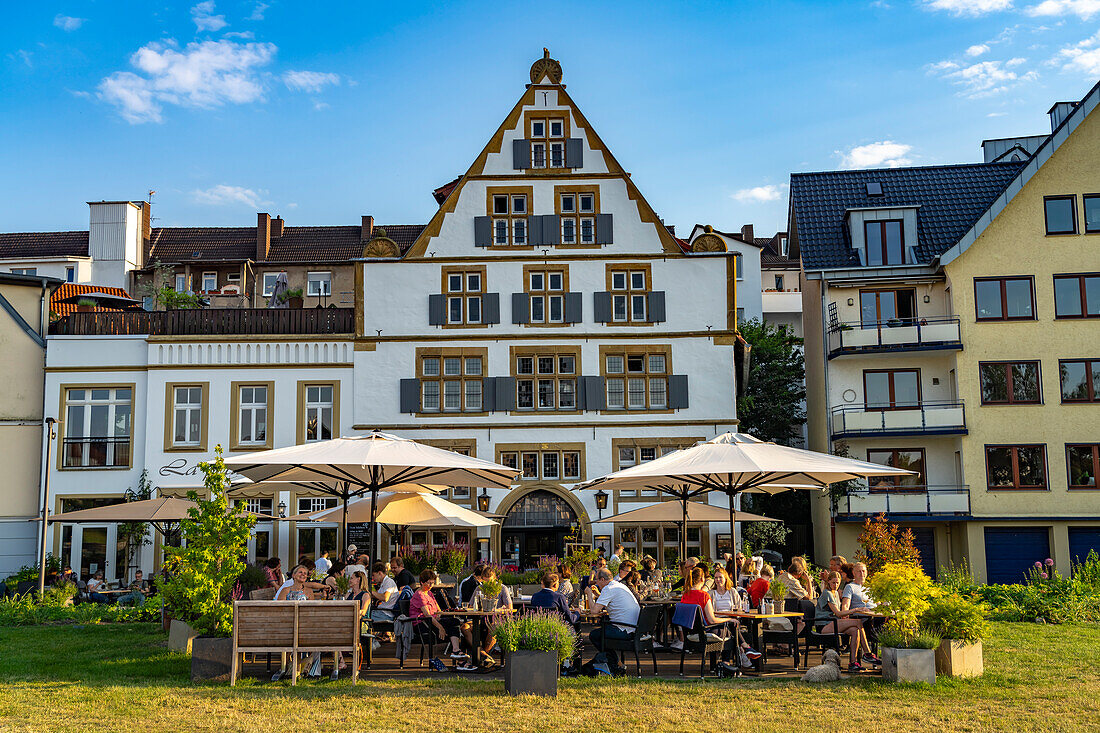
[815,570,875,672]
[579,557,607,595]
[840,562,855,592]
[638,556,660,584]
[709,567,739,613]
[410,570,467,669]
[818,554,846,591]
[262,557,283,588]
[86,572,109,604]
[615,559,636,582]
[671,557,699,591]
[609,544,624,563]
[556,564,575,602]
[369,562,399,622]
[276,564,314,601]
[584,568,640,675]
[117,571,149,607]
[390,556,416,592]
[472,567,513,665]
[530,572,579,627]
[777,556,816,601]
[747,564,775,609]
[841,561,882,661]
[737,556,758,588]
[345,554,367,579]
[458,563,484,605]
[677,566,761,666]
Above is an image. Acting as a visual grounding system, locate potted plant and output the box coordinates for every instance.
[922,592,989,678]
[159,446,255,682]
[867,562,939,683]
[75,298,97,313]
[494,611,577,696]
[278,288,304,309]
[477,576,502,613]
[769,577,788,610]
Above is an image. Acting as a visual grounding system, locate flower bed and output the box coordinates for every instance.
[0,593,163,626]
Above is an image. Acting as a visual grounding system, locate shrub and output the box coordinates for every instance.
[1073,549,1100,589]
[921,592,989,642]
[866,562,936,634]
[936,559,977,594]
[159,446,254,636]
[0,594,162,626]
[493,611,578,662]
[879,623,940,650]
[855,514,920,574]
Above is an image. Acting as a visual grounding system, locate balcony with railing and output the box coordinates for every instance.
[834,484,971,518]
[827,316,962,359]
[48,308,356,337]
[830,400,967,438]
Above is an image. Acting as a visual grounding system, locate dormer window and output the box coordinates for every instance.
[864,220,904,266]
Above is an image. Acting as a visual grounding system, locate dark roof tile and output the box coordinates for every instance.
[790,162,1025,271]
[147,224,427,263]
[0,231,88,259]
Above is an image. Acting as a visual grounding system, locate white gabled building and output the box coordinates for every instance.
[31,52,745,581]
[353,52,743,567]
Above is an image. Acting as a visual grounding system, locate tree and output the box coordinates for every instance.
[160,446,254,636]
[735,318,806,445]
[855,513,921,575]
[118,470,156,579]
[740,521,790,553]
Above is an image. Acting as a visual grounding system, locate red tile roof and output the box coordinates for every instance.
[51,283,134,318]
[432,176,462,205]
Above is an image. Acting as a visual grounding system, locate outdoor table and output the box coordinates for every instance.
[715,610,805,675]
[439,608,515,665]
[639,597,680,646]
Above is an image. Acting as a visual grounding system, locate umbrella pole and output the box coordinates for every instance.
[681,492,688,564]
[727,475,737,553]
[341,484,349,562]
[369,485,379,566]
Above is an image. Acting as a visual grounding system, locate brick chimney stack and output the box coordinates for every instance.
[740,224,754,243]
[257,212,271,261]
[361,215,374,242]
[270,215,284,238]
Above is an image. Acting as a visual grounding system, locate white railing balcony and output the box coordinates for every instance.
[827,316,962,358]
[830,400,967,438]
[762,290,803,314]
[835,484,971,517]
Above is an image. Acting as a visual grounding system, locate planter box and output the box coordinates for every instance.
[504,650,558,697]
[935,639,983,678]
[882,647,936,684]
[191,636,234,683]
[168,619,200,653]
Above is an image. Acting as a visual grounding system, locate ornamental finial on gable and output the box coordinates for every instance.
[530,48,563,85]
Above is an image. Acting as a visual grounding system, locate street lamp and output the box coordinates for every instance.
[278,500,287,518]
[477,489,491,513]
[594,489,608,519]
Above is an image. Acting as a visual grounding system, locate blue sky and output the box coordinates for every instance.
[2,1,1099,236]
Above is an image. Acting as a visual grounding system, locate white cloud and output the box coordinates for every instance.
[1026,0,1100,18]
[191,1,227,32]
[97,39,277,123]
[967,44,990,56]
[282,70,341,93]
[191,184,266,208]
[10,49,33,67]
[249,2,270,20]
[1056,29,1100,74]
[987,111,1009,116]
[922,0,1013,15]
[53,14,85,32]
[731,185,782,203]
[839,141,914,169]
[223,31,255,39]
[928,58,1038,98]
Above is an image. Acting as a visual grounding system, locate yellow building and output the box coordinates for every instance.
[0,272,62,578]
[792,83,1100,583]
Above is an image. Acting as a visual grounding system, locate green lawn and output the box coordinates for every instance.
[0,622,1097,732]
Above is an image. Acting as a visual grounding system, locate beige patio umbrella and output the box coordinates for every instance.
[576,432,913,560]
[45,496,279,542]
[226,432,519,563]
[599,501,776,525]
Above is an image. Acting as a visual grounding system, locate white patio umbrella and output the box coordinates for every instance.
[225,432,519,564]
[576,432,914,560]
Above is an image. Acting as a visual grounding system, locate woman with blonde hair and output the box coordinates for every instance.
[777,556,816,600]
[708,566,738,613]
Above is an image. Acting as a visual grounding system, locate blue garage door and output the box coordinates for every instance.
[909,527,937,579]
[984,527,1049,584]
[1069,528,1100,569]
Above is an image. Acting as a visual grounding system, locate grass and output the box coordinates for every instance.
[0,622,1098,732]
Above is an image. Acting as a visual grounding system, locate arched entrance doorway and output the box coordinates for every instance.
[501,489,577,569]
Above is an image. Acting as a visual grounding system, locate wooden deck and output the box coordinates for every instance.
[233,637,862,683]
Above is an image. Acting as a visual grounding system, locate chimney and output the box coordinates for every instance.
[256,212,271,261]
[1048,101,1078,132]
[361,215,374,242]
[740,224,754,243]
[270,215,284,238]
[141,201,152,266]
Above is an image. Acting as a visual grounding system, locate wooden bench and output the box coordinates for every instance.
[231,600,360,685]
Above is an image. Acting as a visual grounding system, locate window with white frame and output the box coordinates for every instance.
[297,497,338,514]
[174,274,188,292]
[558,191,596,245]
[529,116,566,169]
[609,269,648,322]
[262,272,286,297]
[306,271,332,297]
[65,266,75,283]
[172,386,203,446]
[515,352,577,411]
[304,385,334,442]
[527,270,566,324]
[62,387,132,468]
[238,385,268,446]
[604,350,669,410]
[201,272,217,293]
[418,352,484,413]
[491,193,528,246]
[10,267,37,275]
[445,270,484,325]
[235,498,273,515]
[499,448,582,481]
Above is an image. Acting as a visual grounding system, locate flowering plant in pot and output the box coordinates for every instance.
[921,591,989,678]
[867,562,939,683]
[477,577,502,612]
[494,611,577,696]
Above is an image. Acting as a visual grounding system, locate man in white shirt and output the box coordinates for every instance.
[86,572,109,603]
[585,568,640,673]
[841,562,877,611]
[314,550,332,576]
[369,562,399,621]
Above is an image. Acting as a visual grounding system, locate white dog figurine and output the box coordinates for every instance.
[801,648,845,682]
